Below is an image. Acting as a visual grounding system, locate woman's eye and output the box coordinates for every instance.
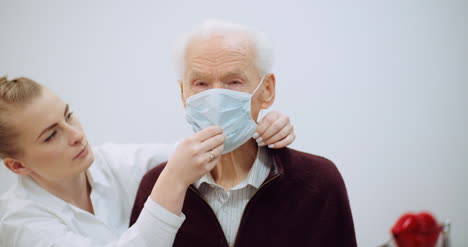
[45,131,57,142]
[66,111,74,120]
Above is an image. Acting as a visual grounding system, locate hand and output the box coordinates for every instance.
[253,111,295,148]
[164,126,225,187]
[149,126,224,215]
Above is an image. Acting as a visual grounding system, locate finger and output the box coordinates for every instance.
[262,123,293,146]
[268,133,296,149]
[211,144,224,161]
[200,133,225,152]
[257,115,289,144]
[253,111,280,139]
[204,144,224,170]
[192,126,223,142]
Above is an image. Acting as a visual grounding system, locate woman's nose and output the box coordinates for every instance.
[68,126,84,146]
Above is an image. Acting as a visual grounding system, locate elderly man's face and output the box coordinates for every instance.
[180,33,275,121]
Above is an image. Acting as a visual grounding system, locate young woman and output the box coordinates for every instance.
[0,76,295,247]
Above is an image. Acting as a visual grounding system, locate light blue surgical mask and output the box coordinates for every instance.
[185,76,266,154]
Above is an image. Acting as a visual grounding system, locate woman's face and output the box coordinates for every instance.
[8,88,94,181]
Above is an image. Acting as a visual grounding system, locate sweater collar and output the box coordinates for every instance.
[194,146,272,190]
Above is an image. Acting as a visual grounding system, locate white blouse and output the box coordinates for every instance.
[0,143,184,247]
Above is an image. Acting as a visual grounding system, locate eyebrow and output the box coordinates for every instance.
[224,71,248,79]
[188,71,247,80]
[36,104,69,141]
[188,71,210,80]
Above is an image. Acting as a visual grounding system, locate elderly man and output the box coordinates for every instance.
[130,20,356,247]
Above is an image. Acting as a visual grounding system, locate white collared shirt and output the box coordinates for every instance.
[194,147,271,246]
[0,143,184,247]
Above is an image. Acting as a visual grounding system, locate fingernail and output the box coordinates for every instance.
[268,144,275,148]
[258,142,265,146]
[256,137,263,143]
[252,132,259,139]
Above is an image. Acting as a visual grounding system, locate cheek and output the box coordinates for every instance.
[250,97,263,121]
[25,146,68,174]
[182,83,196,99]
[226,83,245,91]
[40,147,63,160]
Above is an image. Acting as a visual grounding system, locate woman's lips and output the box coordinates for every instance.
[74,145,88,160]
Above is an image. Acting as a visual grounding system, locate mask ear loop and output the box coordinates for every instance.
[251,74,267,96]
[251,74,269,122]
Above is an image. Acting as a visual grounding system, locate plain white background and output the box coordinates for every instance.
[0,0,466,246]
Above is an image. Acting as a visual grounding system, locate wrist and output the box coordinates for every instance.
[158,168,189,194]
[149,170,188,216]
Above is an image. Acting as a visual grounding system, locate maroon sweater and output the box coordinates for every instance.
[130,148,357,247]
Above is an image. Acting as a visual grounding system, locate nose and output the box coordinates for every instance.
[67,125,84,146]
[212,81,224,89]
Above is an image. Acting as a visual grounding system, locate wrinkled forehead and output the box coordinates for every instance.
[184,34,258,76]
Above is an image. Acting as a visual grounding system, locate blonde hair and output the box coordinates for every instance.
[0,76,43,158]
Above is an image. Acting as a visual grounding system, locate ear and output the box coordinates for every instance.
[179,80,187,108]
[3,157,32,176]
[259,73,276,109]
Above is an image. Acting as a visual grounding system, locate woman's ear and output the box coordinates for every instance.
[3,158,32,176]
[260,73,276,109]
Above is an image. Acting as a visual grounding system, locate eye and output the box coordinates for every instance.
[194,81,207,87]
[226,80,244,89]
[44,131,57,142]
[66,111,74,120]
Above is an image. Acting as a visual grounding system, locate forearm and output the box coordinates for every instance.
[1,201,185,247]
[131,198,186,247]
[149,168,188,216]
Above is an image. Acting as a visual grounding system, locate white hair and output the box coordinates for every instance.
[174,19,274,80]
